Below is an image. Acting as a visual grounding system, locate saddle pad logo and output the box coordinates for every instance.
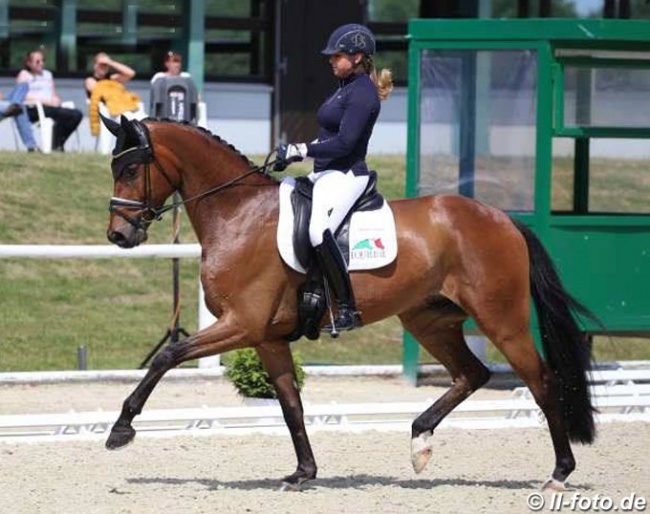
[351,238,386,259]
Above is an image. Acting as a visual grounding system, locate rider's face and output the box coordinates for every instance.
[328,52,361,79]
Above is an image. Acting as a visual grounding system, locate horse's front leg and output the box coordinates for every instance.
[256,342,317,491]
[106,317,248,450]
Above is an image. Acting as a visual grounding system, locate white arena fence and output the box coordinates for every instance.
[0,367,647,443]
[0,243,201,259]
[1,244,649,442]
[0,243,220,368]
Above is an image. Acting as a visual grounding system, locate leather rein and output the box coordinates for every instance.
[109,143,277,231]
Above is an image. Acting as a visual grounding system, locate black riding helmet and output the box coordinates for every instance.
[321,23,376,56]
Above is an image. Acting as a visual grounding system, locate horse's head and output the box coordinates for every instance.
[104,115,176,248]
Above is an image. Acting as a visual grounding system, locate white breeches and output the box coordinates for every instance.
[308,169,370,246]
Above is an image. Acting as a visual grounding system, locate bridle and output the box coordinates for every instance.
[108,124,277,231]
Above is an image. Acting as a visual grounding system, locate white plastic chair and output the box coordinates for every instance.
[197,101,208,129]
[94,101,147,155]
[12,100,80,153]
[12,102,54,153]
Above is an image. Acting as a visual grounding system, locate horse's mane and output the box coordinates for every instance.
[146,118,278,182]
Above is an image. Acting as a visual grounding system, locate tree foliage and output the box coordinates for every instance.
[483,0,578,17]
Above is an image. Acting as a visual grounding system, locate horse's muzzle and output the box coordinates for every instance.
[107,226,148,249]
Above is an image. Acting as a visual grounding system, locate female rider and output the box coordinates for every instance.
[274,23,393,333]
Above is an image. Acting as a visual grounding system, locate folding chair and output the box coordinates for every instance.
[150,76,207,128]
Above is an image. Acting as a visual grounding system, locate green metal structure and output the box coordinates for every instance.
[404,19,650,383]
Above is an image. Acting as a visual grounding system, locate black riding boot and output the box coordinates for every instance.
[315,230,362,333]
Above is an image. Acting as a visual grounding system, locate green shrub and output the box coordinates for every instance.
[225,348,306,399]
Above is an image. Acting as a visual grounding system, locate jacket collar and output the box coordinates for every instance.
[339,71,366,88]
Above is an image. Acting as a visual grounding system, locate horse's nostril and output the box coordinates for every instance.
[107,230,127,247]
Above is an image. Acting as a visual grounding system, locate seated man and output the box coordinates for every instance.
[0,83,38,152]
[17,48,83,152]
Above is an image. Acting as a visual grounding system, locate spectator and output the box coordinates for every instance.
[151,51,192,84]
[149,50,201,123]
[0,83,38,152]
[16,48,83,152]
[84,52,143,137]
[84,52,136,95]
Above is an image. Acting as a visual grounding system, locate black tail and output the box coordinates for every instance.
[513,219,597,444]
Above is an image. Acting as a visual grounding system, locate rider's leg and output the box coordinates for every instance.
[315,229,361,330]
[308,170,370,242]
[309,170,369,331]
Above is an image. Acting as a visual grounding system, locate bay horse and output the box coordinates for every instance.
[103,116,596,492]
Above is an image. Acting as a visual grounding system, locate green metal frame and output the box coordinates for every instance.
[404,18,650,384]
[43,0,207,91]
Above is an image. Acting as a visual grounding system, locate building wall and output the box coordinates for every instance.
[2,79,649,157]
[0,78,276,155]
[0,78,409,155]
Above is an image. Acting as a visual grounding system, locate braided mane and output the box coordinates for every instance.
[146,118,258,169]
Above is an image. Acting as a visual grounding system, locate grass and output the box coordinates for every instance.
[0,149,648,371]
[0,151,412,371]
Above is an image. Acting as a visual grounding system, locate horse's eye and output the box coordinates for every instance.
[124,165,139,179]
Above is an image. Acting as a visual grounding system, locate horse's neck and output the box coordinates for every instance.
[153,126,279,246]
[179,162,279,246]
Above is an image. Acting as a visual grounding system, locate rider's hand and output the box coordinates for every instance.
[273,143,307,172]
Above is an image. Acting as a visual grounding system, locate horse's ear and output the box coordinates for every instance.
[119,115,131,131]
[120,115,143,144]
[101,114,121,137]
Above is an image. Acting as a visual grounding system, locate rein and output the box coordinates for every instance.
[110,144,277,229]
[154,157,277,218]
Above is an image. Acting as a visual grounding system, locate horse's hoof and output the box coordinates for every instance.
[411,431,434,473]
[279,470,316,492]
[105,424,136,450]
[279,481,301,492]
[541,478,566,492]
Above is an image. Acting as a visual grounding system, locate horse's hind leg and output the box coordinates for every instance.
[256,343,317,491]
[480,322,576,491]
[399,307,491,474]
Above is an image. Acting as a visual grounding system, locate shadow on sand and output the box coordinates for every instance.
[127,474,591,492]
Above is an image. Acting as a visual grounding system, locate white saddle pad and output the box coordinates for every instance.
[277,177,397,274]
